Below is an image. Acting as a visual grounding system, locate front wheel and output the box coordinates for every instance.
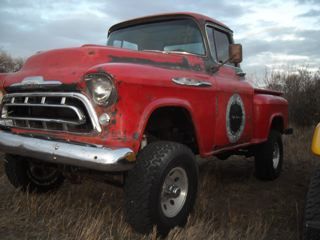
[124,141,198,235]
[254,130,283,180]
[4,154,64,193]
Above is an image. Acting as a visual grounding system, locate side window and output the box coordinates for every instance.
[206,27,217,61]
[214,29,231,64]
[206,26,234,66]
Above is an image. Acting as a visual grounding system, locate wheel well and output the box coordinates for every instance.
[271,116,284,133]
[144,107,199,154]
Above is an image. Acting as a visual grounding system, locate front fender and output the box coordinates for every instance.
[137,97,200,145]
[85,63,213,154]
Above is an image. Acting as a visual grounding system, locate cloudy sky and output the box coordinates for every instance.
[1,0,320,79]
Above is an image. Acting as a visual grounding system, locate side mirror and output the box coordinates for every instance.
[229,44,242,64]
[211,43,243,73]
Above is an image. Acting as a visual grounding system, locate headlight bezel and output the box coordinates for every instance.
[85,73,117,106]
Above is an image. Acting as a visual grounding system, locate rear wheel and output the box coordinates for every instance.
[124,141,198,235]
[4,154,64,193]
[254,130,283,180]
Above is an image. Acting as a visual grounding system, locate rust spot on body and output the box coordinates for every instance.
[108,55,203,72]
[133,132,139,140]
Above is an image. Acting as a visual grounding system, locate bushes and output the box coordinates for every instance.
[265,68,320,127]
[0,50,24,73]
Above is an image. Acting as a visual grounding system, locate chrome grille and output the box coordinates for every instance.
[0,92,101,133]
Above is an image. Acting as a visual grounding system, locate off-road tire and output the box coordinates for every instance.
[254,130,283,180]
[124,141,198,235]
[4,154,64,193]
[303,169,320,240]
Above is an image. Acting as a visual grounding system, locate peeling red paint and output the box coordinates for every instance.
[0,12,289,157]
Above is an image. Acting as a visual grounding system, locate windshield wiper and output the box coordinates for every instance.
[142,50,166,53]
[142,50,192,55]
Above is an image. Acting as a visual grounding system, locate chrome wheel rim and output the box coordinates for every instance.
[273,142,280,169]
[160,167,188,218]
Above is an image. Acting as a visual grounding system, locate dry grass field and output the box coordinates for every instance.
[0,126,318,240]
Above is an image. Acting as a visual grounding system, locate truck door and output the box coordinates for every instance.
[206,25,254,149]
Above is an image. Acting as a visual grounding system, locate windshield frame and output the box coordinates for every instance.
[107,17,208,57]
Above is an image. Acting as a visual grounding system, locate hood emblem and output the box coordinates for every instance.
[11,76,62,87]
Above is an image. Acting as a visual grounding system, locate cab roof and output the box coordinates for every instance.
[108,12,232,35]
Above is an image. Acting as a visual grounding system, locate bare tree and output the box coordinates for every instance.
[265,68,320,126]
[0,50,24,73]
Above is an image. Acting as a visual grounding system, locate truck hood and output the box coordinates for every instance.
[3,45,205,89]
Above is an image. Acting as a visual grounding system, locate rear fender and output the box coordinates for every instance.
[253,94,288,141]
[268,113,285,133]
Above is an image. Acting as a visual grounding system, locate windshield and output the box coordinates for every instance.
[107,19,205,55]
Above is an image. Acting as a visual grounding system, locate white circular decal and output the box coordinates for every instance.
[226,94,246,143]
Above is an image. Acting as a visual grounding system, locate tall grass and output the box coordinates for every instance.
[0,127,316,240]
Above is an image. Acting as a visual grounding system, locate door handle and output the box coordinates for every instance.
[172,77,212,87]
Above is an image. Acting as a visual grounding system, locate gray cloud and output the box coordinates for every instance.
[0,0,247,58]
[296,0,320,3]
[239,28,320,78]
[0,0,319,78]
[99,0,246,21]
[298,9,320,17]
[240,29,320,59]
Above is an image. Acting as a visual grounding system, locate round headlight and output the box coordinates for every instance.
[85,73,116,106]
[92,79,113,105]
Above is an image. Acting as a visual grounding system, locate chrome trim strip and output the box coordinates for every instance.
[3,103,86,122]
[3,117,85,125]
[2,92,102,133]
[172,77,212,87]
[0,131,135,172]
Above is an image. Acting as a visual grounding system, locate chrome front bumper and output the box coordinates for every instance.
[0,131,135,172]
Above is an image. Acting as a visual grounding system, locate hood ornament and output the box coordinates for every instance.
[11,76,62,88]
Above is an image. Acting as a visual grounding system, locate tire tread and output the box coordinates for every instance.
[124,141,197,234]
[4,154,64,193]
[254,130,283,180]
[304,170,320,240]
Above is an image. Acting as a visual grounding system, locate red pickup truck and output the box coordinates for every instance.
[0,12,291,234]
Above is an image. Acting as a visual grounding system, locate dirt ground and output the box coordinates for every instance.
[0,126,318,240]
